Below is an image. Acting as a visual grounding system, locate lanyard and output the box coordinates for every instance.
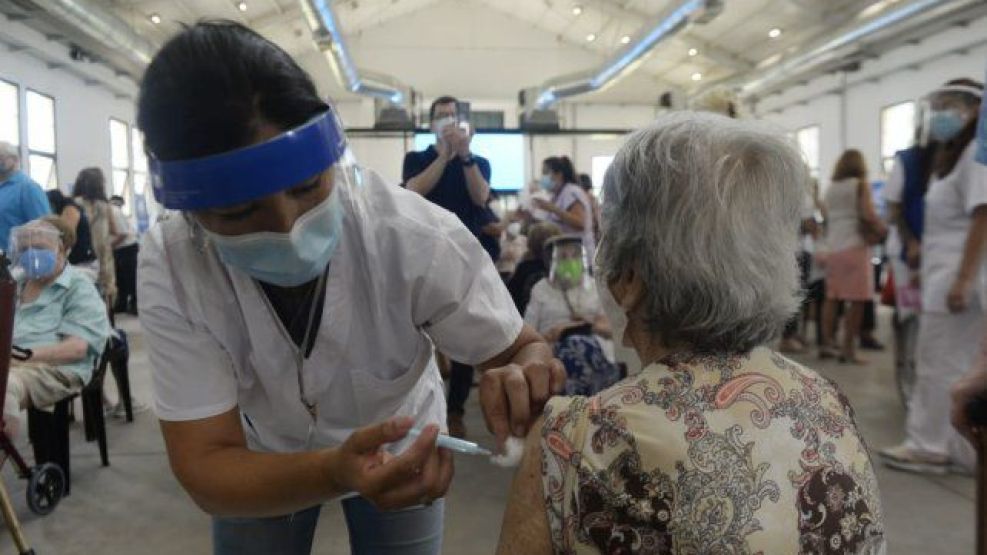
[297,267,329,448]
[256,266,329,449]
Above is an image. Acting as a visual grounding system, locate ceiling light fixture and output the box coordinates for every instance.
[149,13,162,24]
[572,5,583,16]
[768,27,782,38]
[237,1,248,12]
[688,47,698,56]
[620,35,631,44]
[586,33,597,42]
[691,72,702,81]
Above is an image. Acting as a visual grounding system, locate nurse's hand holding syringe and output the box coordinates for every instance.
[330,416,453,510]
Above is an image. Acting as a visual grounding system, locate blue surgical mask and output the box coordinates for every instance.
[18,248,58,280]
[929,110,967,142]
[539,175,554,191]
[204,190,343,287]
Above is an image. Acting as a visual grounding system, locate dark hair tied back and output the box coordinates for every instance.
[137,21,329,162]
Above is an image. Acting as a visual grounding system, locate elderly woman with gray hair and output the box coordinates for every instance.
[496,112,885,554]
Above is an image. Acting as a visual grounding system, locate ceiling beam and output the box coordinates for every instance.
[573,0,756,71]
[473,0,681,93]
[339,0,445,35]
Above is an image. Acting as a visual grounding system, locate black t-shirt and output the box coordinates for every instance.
[507,258,547,315]
[402,146,492,236]
[259,275,327,357]
[475,205,501,263]
[46,193,96,264]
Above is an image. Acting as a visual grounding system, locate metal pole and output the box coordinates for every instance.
[0,478,33,554]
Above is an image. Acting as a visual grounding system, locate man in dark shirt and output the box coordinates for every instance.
[403,96,493,438]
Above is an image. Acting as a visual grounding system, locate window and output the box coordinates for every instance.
[131,128,148,220]
[881,101,916,174]
[110,118,130,200]
[795,125,820,179]
[25,90,57,189]
[591,155,614,196]
[0,80,18,147]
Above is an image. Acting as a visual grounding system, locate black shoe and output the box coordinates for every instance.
[860,337,885,351]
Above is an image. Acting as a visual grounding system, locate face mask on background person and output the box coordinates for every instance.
[539,175,554,191]
[928,109,968,142]
[18,247,58,280]
[204,189,343,287]
[554,257,584,289]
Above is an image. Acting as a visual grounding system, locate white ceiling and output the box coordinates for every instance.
[36,0,906,103]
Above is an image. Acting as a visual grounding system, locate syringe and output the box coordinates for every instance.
[407,427,492,456]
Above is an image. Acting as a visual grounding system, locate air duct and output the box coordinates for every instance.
[728,0,985,98]
[25,0,156,73]
[521,0,723,111]
[300,0,408,106]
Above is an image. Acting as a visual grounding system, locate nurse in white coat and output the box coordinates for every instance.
[135,23,564,554]
[880,80,987,475]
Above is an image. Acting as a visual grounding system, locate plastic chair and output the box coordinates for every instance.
[27,338,114,494]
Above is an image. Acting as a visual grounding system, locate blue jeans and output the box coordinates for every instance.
[212,497,444,555]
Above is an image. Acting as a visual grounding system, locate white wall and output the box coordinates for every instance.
[757,14,987,188]
[0,16,137,192]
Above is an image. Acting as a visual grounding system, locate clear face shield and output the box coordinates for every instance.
[149,105,365,288]
[548,236,590,291]
[8,223,62,281]
[919,85,982,145]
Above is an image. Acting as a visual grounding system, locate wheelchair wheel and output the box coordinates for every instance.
[26,463,65,516]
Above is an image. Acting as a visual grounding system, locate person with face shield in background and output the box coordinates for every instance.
[135,22,564,554]
[880,79,987,475]
[523,236,619,396]
[3,217,111,438]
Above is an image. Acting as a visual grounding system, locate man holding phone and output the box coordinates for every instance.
[403,96,493,439]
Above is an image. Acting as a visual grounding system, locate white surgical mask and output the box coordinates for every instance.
[595,248,644,375]
[204,189,343,287]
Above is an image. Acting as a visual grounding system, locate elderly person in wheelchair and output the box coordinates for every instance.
[497,112,885,554]
[4,216,111,437]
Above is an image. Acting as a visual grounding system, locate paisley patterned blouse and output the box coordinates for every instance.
[540,347,885,554]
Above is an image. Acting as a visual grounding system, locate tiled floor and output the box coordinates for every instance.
[0,309,976,553]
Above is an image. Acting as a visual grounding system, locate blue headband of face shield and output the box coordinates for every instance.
[149,109,347,210]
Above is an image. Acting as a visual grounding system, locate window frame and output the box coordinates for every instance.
[794,124,821,179]
[879,100,916,175]
[109,117,133,213]
[0,78,20,149]
[24,88,58,190]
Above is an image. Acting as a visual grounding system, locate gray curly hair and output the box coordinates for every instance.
[596,111,807,353]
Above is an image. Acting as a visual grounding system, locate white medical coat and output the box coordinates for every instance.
[922,142,987,314]
[137,168,523,453]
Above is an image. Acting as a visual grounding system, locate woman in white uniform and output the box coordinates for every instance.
[880,79,987,474]
[135,23,564,554]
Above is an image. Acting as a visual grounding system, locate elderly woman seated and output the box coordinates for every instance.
[497,112,885,554]
[524,235,621,396]
[4,216,111,436]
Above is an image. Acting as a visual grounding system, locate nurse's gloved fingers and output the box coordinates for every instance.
[431,448,454,500]
[504,370,531,438]
[524,362,551,407]
[370,440,443,510]
[480,370,512,445]
[347,416,415,455]
[549,359,566,394]
[418,446,452,501]
[370,424,439,492]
